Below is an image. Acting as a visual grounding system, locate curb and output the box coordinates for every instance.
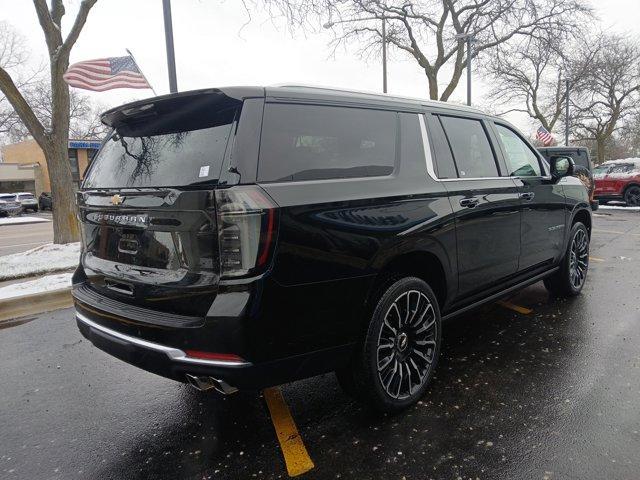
[0,287,73,322]
[0,219,52,227]
[0,268,75,285]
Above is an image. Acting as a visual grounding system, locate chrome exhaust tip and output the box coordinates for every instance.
[185,374,238,395]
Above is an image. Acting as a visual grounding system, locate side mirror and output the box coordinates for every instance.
[550,156,575,180]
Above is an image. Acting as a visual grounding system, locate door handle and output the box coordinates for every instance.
[459,197,480,208]
[519,192,535,201]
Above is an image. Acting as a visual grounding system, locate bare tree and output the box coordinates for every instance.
[260,0,592,101]
[572,35,640,163]
[484,33,594,136]
[3,79,107,142]
[0,1,98,244]
[0,22,37,139]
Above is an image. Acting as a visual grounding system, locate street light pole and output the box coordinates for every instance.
[565,78,570,146]
[324,16,388,94]
[466,35,472,106]
[162,0,178,93]
[381,18,387,93]
[455,33,475,106]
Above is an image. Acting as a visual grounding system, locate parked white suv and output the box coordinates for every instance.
[15,192,39,212]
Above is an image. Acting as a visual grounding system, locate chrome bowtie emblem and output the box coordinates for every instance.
[111,194,124,206]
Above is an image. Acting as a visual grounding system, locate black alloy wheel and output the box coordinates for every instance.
[624,186,640,206]
[336,276,442,412]
[544,222,589,297]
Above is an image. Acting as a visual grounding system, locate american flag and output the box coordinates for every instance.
[63,56,151,92]
[536,125,555,146]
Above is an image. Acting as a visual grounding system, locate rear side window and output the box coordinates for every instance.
[609,164,634,174]
[439,116,498,178]
[425,114,457,178]
[495,124,542,177]
[258,104,396,182]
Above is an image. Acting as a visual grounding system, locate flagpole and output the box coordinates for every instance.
[125,48,158,96]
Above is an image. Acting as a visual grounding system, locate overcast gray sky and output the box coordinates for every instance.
[1,0,639,137]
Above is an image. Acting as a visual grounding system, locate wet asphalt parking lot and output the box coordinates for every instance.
[1,209,639,480]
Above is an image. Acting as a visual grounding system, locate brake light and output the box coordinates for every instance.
[215,186,278,278]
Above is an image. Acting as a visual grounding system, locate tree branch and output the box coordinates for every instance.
[0,65,47,147]
[32,0,62,55]
[60,0,98,60]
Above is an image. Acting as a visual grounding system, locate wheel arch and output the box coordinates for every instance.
[368,248,452,313]
[571,206,592,238]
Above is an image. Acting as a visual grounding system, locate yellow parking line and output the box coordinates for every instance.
[593,229,625,234]
[589,256,605,262]
[497,300,533,315]
[264,387,315,477]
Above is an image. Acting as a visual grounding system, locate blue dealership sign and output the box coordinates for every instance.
[68,140,102,149]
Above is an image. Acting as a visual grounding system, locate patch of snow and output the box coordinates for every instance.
[599,205,640,211]
[0,272,72,300]
[0,242,80,280]
[0,216,50,225]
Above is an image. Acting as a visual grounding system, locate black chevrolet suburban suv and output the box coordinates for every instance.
[73,86,591,412]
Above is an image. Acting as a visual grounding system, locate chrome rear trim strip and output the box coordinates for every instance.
[76,310,251,368]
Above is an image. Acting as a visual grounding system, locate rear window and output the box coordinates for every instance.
[18,194,35,200]
[609,164,634,174]
[258,104,396,182]
[83,107,237,188]
[0,194,16,201]
[540,149,590,169]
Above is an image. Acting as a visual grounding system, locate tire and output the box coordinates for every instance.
[624,185,640,207]
[544,222,589,297]
[337,276,442,413]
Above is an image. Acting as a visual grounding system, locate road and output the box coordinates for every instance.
[1,210,639,480]
[0,213,53,255]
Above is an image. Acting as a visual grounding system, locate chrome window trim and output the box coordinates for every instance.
[418,113,438,181]
[419,113,513,183]
[76,311,251,367]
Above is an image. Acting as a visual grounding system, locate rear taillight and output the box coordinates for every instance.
[215,186,278,278]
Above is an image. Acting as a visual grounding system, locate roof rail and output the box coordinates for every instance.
[269,83,482,112]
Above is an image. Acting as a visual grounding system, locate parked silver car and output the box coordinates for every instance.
[0,194,22,217]
[15,192,39,212]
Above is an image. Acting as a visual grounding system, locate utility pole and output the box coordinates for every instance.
[162,0,178,93]
[565,78,570,146]
[381,18,387,93]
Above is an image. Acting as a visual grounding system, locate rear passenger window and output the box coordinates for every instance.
[258,104,396,182]
[495,124,541,177]
[439,116,498,178]
[425,114,457,178]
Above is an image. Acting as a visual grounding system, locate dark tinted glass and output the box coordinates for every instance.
[495,124,541,177]
[426,114,457,178]
[83,108,236,188]
[258,104,396,182]
[440,116,498,178]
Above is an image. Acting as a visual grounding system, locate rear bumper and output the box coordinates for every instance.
[0,207,21,215]
[75,306,353,390]
[76,310,255,388]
